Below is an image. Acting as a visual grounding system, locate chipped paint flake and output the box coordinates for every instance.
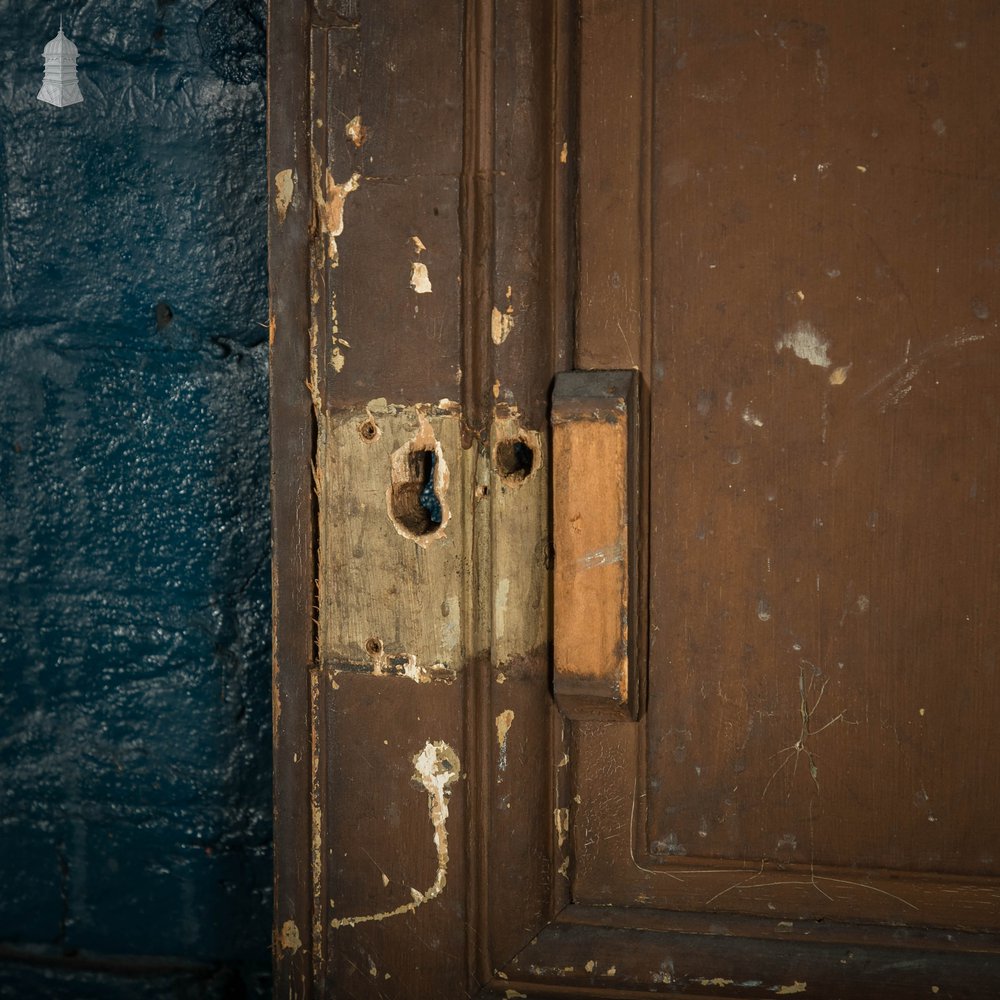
[505,991,527,999]
[560,140,568,163]
[496,709,515,772]
[410,261,433,294]
[829,364,851,385]
[346,114,368,148]
[776,321,833,368]
[274,169,294,224]
[774,983,808,995]
[411,235,427,254]
[496,709,515,754]
[279,919,301,953]
[330,741,460,928]
[696,979,735,988]
[312,160,361,267]
[585,960,596,973]
[554,806,570,849]
[491,305,515,344]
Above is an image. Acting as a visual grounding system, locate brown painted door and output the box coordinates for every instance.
[269,1,1000,997]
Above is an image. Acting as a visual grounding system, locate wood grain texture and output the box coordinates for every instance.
[552,371,640,719]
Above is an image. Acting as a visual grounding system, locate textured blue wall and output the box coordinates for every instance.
[0,1,271,996]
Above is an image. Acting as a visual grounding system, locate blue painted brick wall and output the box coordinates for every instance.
[0,2,271,996]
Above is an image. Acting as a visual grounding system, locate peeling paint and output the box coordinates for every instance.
[274,168,294,224]
[279,919,301,953]
[311,159,361,266]
[330,741,461,929]
[554,806,570,849]
[491,305,515,344]
[495,709,515,770]
[345,114,368,148]
[776,321,833,368]
[410,261,433,294]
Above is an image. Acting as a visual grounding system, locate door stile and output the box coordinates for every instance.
[269,1,317,996]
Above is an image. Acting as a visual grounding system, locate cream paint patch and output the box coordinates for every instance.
[279,919,301,953]
[274,169,294,224]
[330,741,461,929]
[345,114,368,148]
[776,321,833,368]
[410,261,433,294]
[311,159,361,266]
[775,984,808,995]
[496,709,515,771]
[554,807,570,849]
[491,305,515,344]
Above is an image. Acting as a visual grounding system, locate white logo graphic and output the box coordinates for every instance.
[38,18,84,108]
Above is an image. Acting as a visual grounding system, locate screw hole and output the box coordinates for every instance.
[359,419,378,441]
[495,437,534,483]
[365,636,383,656]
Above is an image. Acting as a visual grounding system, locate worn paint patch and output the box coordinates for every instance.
[411,235,427,254]
[491,305,515,344]
[554,806,570,849]
[776,321,832,368]
[742,406,764,427]
[279,919,301,953]
[311,160,361,266]
[774,983,808,995]
[410,261,433,294]
[345,114,368,148]
[330,741,461,928]
[347,652,455,684]
[274,168,294,224]
[829,364,851,385]
[496,709,515,751]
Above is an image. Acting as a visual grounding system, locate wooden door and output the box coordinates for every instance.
[269,1,1000,997]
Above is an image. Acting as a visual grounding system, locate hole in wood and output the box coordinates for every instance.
[359,418,378,441]
[365,636,383,656]
[495,437,534,483]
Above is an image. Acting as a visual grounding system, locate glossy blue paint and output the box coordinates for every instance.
[0,2,270,995]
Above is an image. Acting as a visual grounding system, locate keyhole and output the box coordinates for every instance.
[389,448,443,537]
[418,450,443,526]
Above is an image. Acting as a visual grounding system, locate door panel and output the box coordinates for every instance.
[271,1,1000,997]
